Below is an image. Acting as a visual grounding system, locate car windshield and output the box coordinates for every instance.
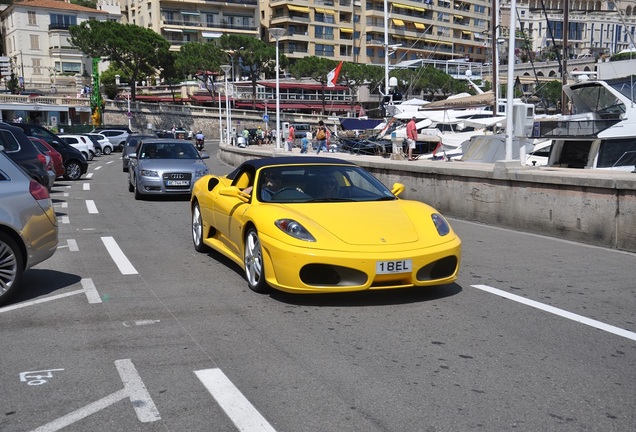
[256,165,396,203]
[139,142,199,159]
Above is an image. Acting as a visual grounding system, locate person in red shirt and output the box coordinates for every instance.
[406,116,418,161]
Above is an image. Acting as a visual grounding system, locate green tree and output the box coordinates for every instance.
[339,63,383,116]
[415,66,467,100]
[290,56,338,115]
[156,49,183,104]
[219,34,282,109]
[69,21,169,101]
[174,42,225,104]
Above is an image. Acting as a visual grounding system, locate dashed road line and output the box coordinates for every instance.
[472,284,636,341]
[195,368,277,432]
[101,236,138,275]
[81,278,102,304]
[86,200,98,214]
[83,183,90,190]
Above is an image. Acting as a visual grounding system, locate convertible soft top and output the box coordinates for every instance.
[226,156,355,180]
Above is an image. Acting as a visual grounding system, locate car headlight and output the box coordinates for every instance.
[275,219,316,242]
[431,213,451,236]
[140,169,159,177]
[194,168,209,179]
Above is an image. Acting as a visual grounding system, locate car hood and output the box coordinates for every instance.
[271,201,439,246]
[138,159,206,171]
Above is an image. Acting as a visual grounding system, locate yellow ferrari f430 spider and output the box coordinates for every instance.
[191,157,461,294]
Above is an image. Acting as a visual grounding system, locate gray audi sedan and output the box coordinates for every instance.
[0,149,58,305]
[127,139,209,200]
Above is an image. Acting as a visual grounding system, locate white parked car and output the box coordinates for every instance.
[85,133,113,155]
[59,134,95,161]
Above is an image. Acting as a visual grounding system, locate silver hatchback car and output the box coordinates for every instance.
[127,139,209,200]
[0,149,58,305]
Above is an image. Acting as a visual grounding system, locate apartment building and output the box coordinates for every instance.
[121,0,259,49]
[261,0,491,65]
[0,0,120,92]
[503,1,636,59]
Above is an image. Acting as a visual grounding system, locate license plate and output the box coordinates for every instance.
[376,259,412,274]
[166,180,189,186]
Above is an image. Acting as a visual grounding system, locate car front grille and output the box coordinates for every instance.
[163,172,192,189]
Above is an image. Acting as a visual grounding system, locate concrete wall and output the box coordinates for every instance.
[219,146,636,253]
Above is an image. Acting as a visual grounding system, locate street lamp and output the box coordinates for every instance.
[220,64,231,146]
[269,28,286,149]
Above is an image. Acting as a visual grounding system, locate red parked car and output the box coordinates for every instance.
[29,137,64,178]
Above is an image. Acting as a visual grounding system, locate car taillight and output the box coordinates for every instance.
[29,178,50,200]
[37,152,47,167]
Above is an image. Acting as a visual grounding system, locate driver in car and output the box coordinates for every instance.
[259,171,284,201]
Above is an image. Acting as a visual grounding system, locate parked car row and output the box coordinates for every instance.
[0,149,58,305]
[0,124,134,305]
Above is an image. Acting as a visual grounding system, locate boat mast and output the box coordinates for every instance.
[562,0,569,114]
[384,0,390,96]
[491,0,499,115]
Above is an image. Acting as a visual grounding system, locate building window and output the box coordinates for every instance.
[30,35,40,50]
[32,58,41,75]
[49,14,77,29]
[28,11,36,25]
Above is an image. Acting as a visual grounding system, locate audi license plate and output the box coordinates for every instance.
[376,259,412,274]
[166,180,189,186]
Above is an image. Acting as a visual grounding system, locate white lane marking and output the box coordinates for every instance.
[33,389,128,432]
[33,359,160,431]
[101,236,138,275]
[67,239,78,251]
[115,359,161,422]
[63,192,69,197]
[195,368,277,432]
[86,172,94,178]
[122,320,160,327]
[86,200,98,214]
[53,202,68,209]
[94,166,102,171]
[472,284,636,341]
[59,216,69,224]
[81,278,102,304]
[106,160,114,165]
[0,290,84,313]
[83,183,90,190]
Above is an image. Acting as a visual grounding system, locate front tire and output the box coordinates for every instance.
[64,160,82,180]
[192,203,211,252]
[244,228,269,293]
[0,232,24,306]
[103,146,112,155]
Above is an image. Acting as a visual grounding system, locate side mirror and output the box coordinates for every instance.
[219,186,250,203]
[391,182,405,197]
[199,152,210,159]
[129,153,137,159]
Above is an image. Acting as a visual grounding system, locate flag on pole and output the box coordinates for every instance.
[327,61,343,87]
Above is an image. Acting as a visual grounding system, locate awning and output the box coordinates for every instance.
[340,28,353,33]
[462,31,473,35]
[414,22,425,30]
[164,28,182,33]
[393,2,426,11]
[454,15,464,19]
[315,8,335,14]
[288,5,310,13]
[421,92,495,110]
[392,19,405,27]
[202,32,222,38]
[180,11,200,16]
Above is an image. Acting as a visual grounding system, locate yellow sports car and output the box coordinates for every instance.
[191,157,461,294]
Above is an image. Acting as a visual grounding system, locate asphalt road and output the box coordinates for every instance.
[1,143,634,432]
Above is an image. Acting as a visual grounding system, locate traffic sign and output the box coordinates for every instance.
[263,114,269,123]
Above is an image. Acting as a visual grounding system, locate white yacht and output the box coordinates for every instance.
[535,74,636,171]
